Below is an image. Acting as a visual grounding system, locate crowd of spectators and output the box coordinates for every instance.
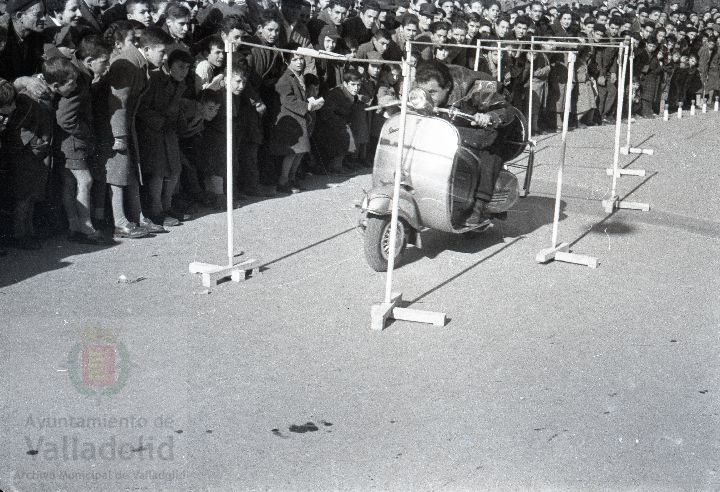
[0,0,717,249]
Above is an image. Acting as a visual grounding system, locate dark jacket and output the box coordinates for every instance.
[136,69,184,177]
[107,44,150,183]
[0,14,45,81]
[55,69,94,161]
[314,84,355,159]
[77,0,105,34]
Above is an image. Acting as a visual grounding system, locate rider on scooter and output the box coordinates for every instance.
[412,60,515,226]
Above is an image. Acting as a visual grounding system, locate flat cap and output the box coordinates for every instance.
[6,0,42,14]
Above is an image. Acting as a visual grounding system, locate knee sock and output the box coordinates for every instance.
[62,169,79,232]
[109,185,129,228]
[72,169,95,234]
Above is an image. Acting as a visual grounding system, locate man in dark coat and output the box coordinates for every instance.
[342,0,380,45]
[0,0,49,99]
[308,0,348,46]
[413,60,515,226]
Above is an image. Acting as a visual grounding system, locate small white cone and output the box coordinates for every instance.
[703,101,708,113]
[677,106,682,119]
[663,105,669,121]
[690,104,696,116]
[715,98,719,111]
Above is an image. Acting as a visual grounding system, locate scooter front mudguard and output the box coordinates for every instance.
[360,186,422,232]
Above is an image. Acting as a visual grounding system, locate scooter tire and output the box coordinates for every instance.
[363,215,408,272]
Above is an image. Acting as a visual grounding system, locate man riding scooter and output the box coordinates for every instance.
[411,60,515,227]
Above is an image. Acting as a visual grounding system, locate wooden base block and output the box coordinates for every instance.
[536,243,597,268]
[535,242,569,263]
[555,251,599,268]
[620,146,654,156]
[189,259,260,288]
[371,292,402,331]
[617,200,650,211]
[392,307,446,326]
[370,292,447,331]
[602,198,618,213]
[606,168,647,177]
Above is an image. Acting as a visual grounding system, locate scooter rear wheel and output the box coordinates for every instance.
[363,216,407,272]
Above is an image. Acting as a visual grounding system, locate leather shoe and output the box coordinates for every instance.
[114,223,149,239]
[463,201,490,227]
[139,218,168,233]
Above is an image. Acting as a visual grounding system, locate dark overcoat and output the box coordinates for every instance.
[107,44,150,185]
[136,69,184,178]
[314,84,354,160]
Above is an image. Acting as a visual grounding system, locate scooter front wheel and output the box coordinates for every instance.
[363,215,408,272]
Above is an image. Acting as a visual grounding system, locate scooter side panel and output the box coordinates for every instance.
[373,114,460,232]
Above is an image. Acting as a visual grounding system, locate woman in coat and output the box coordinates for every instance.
[269,49,322,193]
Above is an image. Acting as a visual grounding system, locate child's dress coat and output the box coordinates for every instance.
[269,68,311,155]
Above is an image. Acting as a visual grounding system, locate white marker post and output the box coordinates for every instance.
[536,52,598,268]
[474,39,481,71]
[370,41,447,331]
[612,43,651,175]
[520,37,536,198]
[189,40,260,287]
[603,44,650,214]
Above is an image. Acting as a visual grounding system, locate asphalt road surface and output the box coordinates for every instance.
[1,111,719,491]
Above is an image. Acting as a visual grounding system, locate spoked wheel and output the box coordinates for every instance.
[363,215,408,272]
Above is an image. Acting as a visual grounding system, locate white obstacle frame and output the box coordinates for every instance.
[413,38,603,267]
[207,40,444,329]
[602,44,650,213]
[613,42,653,175]
[533,52,599,268]
[189,40,260,287]
[371,40,448,331]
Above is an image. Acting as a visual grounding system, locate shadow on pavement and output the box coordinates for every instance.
[406,237,524,307]
[0,238,116,289]
[399,196,562,269]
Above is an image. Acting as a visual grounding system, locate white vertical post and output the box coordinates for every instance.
[550,51,576,249]
[624,43,634,149]
[474,39,481,71]
[496,41,502,83]
[527,36,535,137]
[610,44,628,201]
[384,43,412,304]
[225,40,234,267]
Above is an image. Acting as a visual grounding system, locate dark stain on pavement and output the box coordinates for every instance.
[700,390,709,394]
[289,422,319,433]
[271,428,289,439]
[26,449,38,456]
[320,421,333,427]
[175,430,183,434]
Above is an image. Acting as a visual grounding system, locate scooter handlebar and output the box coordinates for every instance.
[433,106,477,123]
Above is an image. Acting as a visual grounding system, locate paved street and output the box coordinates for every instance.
[1,112,719,491]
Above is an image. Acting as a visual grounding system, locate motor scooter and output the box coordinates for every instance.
[358,92,529,272]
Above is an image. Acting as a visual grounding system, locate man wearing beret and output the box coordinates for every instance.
[0,0,49,99]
